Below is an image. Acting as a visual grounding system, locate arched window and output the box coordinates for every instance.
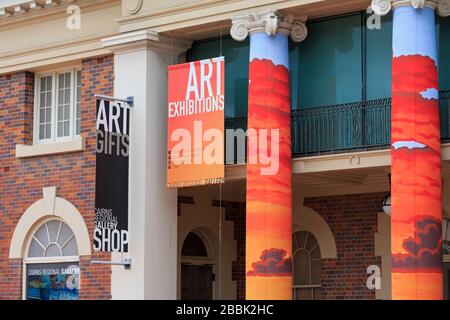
[25,219,80,300]
[180,231,214,300]
[182,232,209,258]
[292,231,321,300]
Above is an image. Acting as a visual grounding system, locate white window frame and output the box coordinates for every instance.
[34,68,81,145]
[22,218,80,300]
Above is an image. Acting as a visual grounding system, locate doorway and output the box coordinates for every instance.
[180,231,215,300]
[181,264,213,300]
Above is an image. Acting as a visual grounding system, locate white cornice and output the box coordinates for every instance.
[101,29,192,55]
[371,0,450,16]
[0,0,119,27]
[0,0,75,18]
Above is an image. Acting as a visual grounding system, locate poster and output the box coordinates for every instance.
[167,57,225,188]
[391,6,443,299]
[93,99,130,253]
[27,263,79,300]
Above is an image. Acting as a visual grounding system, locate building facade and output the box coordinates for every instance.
[0,0,450,300]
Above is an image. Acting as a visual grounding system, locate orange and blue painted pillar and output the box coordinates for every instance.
[390,4,443,299]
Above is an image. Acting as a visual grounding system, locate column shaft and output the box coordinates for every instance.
[391,6,443,299]
[246,32,293,300]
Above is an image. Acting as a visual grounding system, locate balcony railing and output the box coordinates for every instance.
[225,90,450,162]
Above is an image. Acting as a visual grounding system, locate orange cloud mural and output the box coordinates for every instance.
[391,6,443,300]
[247,248,292,277]
[246,32,292,300]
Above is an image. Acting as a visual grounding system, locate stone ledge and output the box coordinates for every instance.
[15,135,85,158]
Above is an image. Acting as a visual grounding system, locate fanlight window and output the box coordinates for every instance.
[181,232,208,258]
[28,220,78,258]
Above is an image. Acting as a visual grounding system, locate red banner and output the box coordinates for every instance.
[167,57,225,188]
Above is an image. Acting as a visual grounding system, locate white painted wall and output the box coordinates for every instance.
[109,39,178,300]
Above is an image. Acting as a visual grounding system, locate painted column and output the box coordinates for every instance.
[372,0,450,299]
[231,11,307,299]
[102,31,191,299]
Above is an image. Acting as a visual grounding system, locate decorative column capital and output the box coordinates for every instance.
[230,9,308,43]
[371,0,450,16]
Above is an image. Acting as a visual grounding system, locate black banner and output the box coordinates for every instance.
[93,99,130,252]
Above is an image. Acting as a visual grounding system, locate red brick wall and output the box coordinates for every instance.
[304,193,385,300]
[0,55,114,300]
[211,193,383,300]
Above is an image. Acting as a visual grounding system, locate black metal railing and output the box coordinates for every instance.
[224,90,450,162]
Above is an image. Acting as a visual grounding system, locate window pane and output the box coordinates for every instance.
[438,15,450,90]
[39,125,45,140]
[46,124,51,138]
[182,232,208,257]
[295,288,312,300]
[293,14,362,109]
[47,220,61,243]
[45,243,62,257]
[295,231,307,249]
[294,250,310,285]
[39,109,45,123]
[311,259,321,285]
[366,12,392,99]
[56,72,71,138]
[62,237,78,256]
[76,71,82,135]
[57,105,63,119]
[28,238,44,258]
[40,93,46,110]
[310,245,321,259]
[305,233,318,251]
[34,224,49,247]
[64,122,70,136]
[39,76,53,140]
[45,108,51,123]
[46,92,52,106]
[58,222,73,246]
[293,233,298,251]
[58,73,65,88]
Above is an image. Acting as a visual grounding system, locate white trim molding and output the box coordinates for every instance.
[9,186,91,258]
[102,29,192,55]
[293,204,338,259]
[15,135,85,158]
[371,0,450,16]
[230,9,308,42]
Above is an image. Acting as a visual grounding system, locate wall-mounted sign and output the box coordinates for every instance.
[167,57,225,188]
[93,98,130,252]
